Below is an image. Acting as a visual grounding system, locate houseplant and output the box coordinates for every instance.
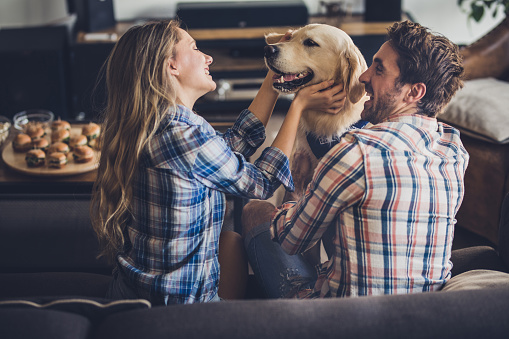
[458,0,509,22]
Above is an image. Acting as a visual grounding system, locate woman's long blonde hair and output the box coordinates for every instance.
[91,20,181,262]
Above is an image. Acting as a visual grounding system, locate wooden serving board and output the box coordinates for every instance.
[1,127,100,177]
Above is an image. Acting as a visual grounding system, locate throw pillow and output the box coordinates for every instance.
[440,77,509,144]
[441,269,509,292]
[0,297,151,321]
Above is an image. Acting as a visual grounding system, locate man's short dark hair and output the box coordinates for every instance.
[387,20,464,117]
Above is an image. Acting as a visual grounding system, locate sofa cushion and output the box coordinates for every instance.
[0,308,91,339]
[0,272,112,299]
[440,77,509,144]
[0,297,151,322]
[442,269,509,291]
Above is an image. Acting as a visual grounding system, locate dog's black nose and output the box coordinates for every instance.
[264,45,278,59]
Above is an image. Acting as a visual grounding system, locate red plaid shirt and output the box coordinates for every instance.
[272,114,469,298]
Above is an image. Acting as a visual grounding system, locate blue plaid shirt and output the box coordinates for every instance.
[117,105,293,304]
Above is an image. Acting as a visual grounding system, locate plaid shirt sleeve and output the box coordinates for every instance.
[193,109,294,198]
[271,136,365,253]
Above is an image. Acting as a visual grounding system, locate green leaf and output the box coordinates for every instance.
[471,3,486,21]
[484,0,494,10]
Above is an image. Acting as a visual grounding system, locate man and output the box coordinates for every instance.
[241,20,469,298]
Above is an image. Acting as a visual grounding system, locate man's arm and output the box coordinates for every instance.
[272,138,365,255]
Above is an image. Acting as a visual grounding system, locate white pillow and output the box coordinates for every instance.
[440,77,509,144]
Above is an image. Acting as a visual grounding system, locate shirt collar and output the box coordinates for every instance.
[160,104,204,129]
[382,113,439,132]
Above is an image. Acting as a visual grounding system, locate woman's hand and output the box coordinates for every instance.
[292,81,346,115]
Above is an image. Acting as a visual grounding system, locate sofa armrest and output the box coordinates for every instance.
[450,246,508,277]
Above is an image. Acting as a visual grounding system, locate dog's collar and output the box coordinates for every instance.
[306,120,368,159]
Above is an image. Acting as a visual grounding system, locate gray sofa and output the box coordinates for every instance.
[1,287,509,339]
[0,189,509,339]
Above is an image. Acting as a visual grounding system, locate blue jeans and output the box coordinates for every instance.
[244,222,318,298]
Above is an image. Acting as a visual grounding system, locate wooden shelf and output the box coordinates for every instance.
[77,15,397,44]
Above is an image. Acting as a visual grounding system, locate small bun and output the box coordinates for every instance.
[73,145,94,163]
[27,126,45,140]
[47,142,70,155]
[51,119,71,132]
[13,133,32,153]
[48,151,68,168]
[51,128,70,144]
[82,123,101,143]
[31,138,50,152]
[69,135,88,149]
[25,149,46,167]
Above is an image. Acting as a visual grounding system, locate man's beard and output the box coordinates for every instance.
[362,83,402,124]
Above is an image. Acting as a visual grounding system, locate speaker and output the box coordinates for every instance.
[0,26,71,120]
[365,0,401,22]
[71,43,114,120]
[176,1,309,29]
[70,0,116,32]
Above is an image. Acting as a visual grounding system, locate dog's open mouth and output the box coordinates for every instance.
[270,69,314,93]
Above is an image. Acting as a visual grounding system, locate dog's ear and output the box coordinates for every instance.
[265,32,285,45]
[341,44,367,104]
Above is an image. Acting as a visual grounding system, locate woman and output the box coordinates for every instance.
[91,20,344,305]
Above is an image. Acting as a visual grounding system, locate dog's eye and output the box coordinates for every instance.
[303,38,319,47]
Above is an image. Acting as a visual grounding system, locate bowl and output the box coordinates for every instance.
[0,115,11,146]
[13,109,54,133]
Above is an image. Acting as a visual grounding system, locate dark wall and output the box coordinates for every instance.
[0,26,71,120]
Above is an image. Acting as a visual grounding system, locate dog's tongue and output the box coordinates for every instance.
[272,73,298,81]
[283,74,297,81]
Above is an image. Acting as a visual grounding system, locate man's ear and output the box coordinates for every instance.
[168,58,179,76]
[406,83,426,103]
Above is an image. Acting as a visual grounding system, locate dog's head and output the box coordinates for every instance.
[264,24,367,105]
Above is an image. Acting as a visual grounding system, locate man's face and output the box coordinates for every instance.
[359,42,408,124]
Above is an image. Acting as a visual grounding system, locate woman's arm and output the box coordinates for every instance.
[247,70,279,127]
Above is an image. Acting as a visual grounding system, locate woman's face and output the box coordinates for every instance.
[169,28,216,106]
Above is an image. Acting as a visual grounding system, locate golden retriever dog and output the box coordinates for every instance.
[264,23,368,205]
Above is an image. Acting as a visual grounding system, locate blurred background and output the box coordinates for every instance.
[0,0,505,122]
[0,0,504,44]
